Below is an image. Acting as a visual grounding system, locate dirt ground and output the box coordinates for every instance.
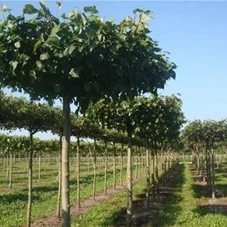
[192,167,227,215]
[25,163,227,227]
[30,166,181,227]
[30,174,145,227]
[112,164,182,227]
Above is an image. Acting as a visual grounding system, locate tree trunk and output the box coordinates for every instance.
[56,136,62,218]
[6,154,9,178]
[27,132,33,227]
[61,96,71,227]
[146,146,150,207]
[126,129,133,227]
[136,147,138,179]
[211,149,215,199]
[8,152,13,189]
[38,150,41,183]
[120,143,124,186]
[104,139,108,194]
[93,141,97,200]
[113,142,116,190]
[76,137,81,208]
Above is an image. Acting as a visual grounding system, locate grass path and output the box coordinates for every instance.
[155,163,227,227]
[76,163,227,227]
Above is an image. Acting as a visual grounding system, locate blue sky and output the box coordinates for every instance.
[1,1,227,139]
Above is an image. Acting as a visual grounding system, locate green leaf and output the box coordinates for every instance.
[84,6,98,14]
[124,16,132,23]
[33,39,42,53]
[9,61,18,71]
[63,44,77,56]
[40,53,50,61]
[69,68,79,78]
[14,41,21,48]
[68,10,77,19]
[7,14,15,21]
[23,4,38,14]
[140,14,150,23]
[81,14,87,25]
[1,5,11,13]
[68,44,77,55]
[110,45,117,55]
[45,36,60,47]
[36,61,43,69]
[56,1,62,9]
[50,24,61,37]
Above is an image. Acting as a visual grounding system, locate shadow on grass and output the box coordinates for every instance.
[192,183,208,198]
[194,203,227,216]
[151,164,185,227]
[0,191,41,204]
[191,166,227,217]
[98,163,185,227]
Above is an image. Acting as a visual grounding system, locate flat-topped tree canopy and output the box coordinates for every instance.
[0,3,176,110]
[0,3,177,226]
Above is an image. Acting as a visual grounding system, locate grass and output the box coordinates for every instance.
[70,163,227,227]
[71,178,147,227]
[153,163,227,227]
[0,156,145,227]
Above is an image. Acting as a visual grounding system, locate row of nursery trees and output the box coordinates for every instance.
[0,91,185,226]
[0,2,184,227]
[182,119,227,199]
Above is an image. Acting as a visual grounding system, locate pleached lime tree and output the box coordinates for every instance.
[0,93,59,227]
[87,94,185,225]
[0,3,176,226]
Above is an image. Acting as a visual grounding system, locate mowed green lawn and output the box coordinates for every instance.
[71,163,227,227]
[0,155,144,227]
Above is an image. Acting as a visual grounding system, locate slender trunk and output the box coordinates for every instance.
[76,137,81,208]
[93,141,97,200]
[61,96,71,227]
[211,149,215,199]
[5,154,9,178]
[126,129,133,227]
[113,142,116,190]
[104,139,108,194]
[38,151,41,183]
[120,143,124,186]
[146,146,150,207]
[27,132,33,227]
[202,148,206,182]
[56,136,62,217]
[155,150,159,196]
[87,151,90,173]
[3,156,5,173]
[136,148,138,179]
[8,152,13,189]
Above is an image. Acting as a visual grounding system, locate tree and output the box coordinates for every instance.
[87,94,185,225]
[0,3,176,226]
[183,119,227,198]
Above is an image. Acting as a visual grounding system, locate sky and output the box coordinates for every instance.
[0,0,227,139]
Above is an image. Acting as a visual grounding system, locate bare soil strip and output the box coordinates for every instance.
[30,174,145,227]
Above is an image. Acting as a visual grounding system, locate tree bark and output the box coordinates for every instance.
[8,152,13,189]
[61,96,71,227]
[27,132,33,227]
[93,141,97,200]
[113,142,116,190]
[211,149,215,199]
[104,139,108,194]
[146,146,150,207]
[56,136,62,217]
[120,143,124,186]
[38,150,41,183]
[126,129,133,227]
[76,137,81,208]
